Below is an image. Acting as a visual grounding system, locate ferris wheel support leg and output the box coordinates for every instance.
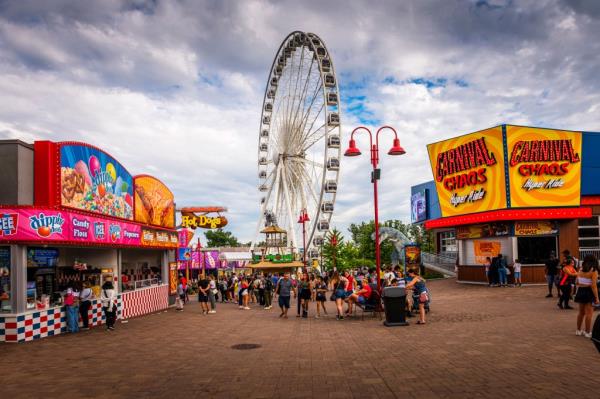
[280,165,298,251]
[251,169,277,250]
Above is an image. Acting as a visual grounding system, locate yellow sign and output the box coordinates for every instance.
[506,126,582,208]
[427,127,507,217]
[456,223,510,240]
[473,241,501,264]
[514,221,558,236]
[181,213,228,229]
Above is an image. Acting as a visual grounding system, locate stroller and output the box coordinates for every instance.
[411,287,431,314]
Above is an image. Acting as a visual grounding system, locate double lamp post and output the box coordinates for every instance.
[344,126,406,292]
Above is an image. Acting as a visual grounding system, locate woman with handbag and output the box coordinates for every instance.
[100,281,117,331]
[406,269,428,325]
[208,275,218,314]
[329,272,348,320]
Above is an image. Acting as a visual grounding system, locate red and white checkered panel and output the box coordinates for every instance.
[121,284,168,320]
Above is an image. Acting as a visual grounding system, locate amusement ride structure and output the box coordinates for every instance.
[252,31,342,263]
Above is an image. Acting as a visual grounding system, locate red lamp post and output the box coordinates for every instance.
[344,126,406,292]
[297,209,310,270]
[330,234,338,271]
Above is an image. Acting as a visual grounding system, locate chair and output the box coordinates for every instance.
[354,283,383,320]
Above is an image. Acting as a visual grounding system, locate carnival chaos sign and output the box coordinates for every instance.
[506,126,582,208]
[514,221,558,236]
[180,207,228,230]
[427,127,507,217]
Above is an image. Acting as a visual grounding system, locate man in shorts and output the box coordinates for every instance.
[275,272,296,319]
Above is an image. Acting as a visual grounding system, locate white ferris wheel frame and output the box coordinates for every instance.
[251,31,342,258]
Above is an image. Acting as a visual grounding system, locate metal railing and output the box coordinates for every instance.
[421,251,457,276]
[579,249,600,260]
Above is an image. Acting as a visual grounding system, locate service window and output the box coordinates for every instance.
[517,236,557,264]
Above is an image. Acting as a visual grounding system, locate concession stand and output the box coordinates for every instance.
[0,140,177,342]
[411,125,600,284]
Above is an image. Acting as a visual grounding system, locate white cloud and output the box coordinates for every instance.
[1,0,600,244]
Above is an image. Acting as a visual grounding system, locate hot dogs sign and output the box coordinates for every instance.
[427,125,583,218]
[179,207,228,230]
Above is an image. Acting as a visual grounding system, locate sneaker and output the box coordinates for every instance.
[576,330,583,336]
[208,310,216,314]
[244,307,250,310]
[557,303,563,309]
[315,315,320,319]
[584,331,592,338]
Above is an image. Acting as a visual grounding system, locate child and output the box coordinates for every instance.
[315,276,328,318]
[513,259,522,287]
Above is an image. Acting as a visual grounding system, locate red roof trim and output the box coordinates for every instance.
[424,207,592,229]
[581,196,600,205]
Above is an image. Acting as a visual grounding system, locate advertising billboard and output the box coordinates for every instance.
[427,127,507,218]
[0,208,178,248]
[134,175,175,228]
[506,126,582,208]
[411,190,427,223]
[60,144,134,220]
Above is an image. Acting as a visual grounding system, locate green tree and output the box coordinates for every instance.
[204,229,240,247]
[322,228,344,271]
[347,220,394,264]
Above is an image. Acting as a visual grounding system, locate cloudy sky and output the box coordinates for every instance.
[1,0,600,244]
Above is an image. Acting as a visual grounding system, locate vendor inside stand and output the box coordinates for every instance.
[120,249,163,291]
[26,246,114,310]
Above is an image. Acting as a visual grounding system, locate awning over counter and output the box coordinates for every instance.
[219,252,253,262]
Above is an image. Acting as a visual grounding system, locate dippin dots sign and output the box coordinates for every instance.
[427,127,507,218]
[29,212,65,238]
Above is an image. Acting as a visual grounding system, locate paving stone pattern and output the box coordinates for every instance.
[2,279,599,398]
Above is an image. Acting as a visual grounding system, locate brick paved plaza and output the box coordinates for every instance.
[3,279,599,399]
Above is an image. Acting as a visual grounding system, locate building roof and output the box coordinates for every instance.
[249,261,304,269]
[260,225,287,234]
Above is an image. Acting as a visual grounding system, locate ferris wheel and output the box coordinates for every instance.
[252,31,342,258]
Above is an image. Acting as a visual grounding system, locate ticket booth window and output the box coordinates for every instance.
[517,236,557,264]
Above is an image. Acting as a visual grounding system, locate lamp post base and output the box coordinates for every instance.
[383,320,409,327]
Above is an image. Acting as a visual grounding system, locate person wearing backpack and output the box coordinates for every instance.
[264,274,274,310]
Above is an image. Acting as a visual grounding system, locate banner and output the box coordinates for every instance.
[191,251,202,269]
[411,190,427,223]
[204,251,219,269]
[134,175,175,228]
[168,262,178,295]
[514,221,558,236]
[59,144,133,220]
[506,126,582,208]
[427,127,507,217]
[456,223,510,240]
[178,248,192,261]
[404,245,421,267]
[0,208,176,248]
[474,241,501,264]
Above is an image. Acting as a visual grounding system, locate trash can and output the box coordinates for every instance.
[382,286,409,327]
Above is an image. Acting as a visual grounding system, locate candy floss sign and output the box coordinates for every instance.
[0,208,141,245]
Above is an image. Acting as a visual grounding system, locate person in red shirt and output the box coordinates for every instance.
[346,278,372,315]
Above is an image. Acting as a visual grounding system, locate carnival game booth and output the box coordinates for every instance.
[0,140,177,342]
[411,125,600,284]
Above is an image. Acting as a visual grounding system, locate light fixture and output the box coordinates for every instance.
[344,139,361,157]
[388,138,406,156]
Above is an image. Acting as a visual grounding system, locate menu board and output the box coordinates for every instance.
[27,248,59,267]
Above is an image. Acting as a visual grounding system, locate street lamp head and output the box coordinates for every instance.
[344,139,361,157]
[388,138,406,156]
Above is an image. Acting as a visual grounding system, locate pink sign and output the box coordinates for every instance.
[191,251,201,269]
[204,250,219,270]
[0,208,144,246]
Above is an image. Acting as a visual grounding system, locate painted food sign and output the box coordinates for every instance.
[134,175,175,228]
[169,262,178,295]
[456,223,510,240]
[0,208,177,248]
[514,221,558,236]
[506,126,582,208]
[473,241,501,264]
[60,144,133,220]
[427,127,507,217]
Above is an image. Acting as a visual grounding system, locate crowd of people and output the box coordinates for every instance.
[175,266,430,324]
[544,250,599,338]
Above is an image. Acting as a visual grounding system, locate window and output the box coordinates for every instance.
[0,247,10,312]
[578,216,600,249]
[439,231,457,253]
[517,236,557,264]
